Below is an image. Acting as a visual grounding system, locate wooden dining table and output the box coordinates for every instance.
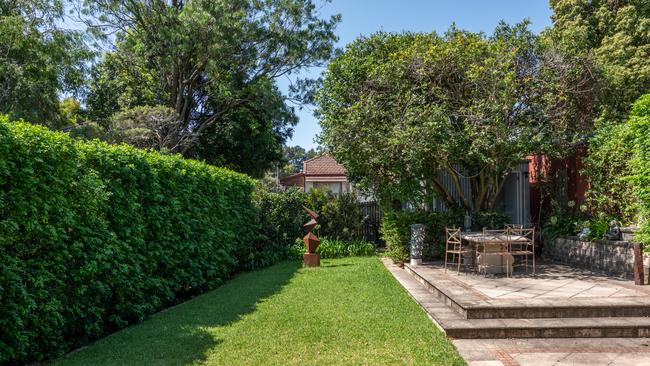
[460,232,528,274]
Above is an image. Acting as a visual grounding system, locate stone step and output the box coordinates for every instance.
[383,258,650,339]
[443,317,650,339]
[403,262,650,319]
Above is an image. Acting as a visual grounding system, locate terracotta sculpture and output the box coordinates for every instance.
[303,206,320,267]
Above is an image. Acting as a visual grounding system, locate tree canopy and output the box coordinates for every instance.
[546,0,650,123]
[316,23,597,211]
[78,0,339,177]
[0,1,90,127]
[281,145,318,175]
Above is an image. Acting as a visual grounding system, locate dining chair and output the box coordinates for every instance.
[444,227,472,274]
[508,227,536,274]
[505,223,524,230]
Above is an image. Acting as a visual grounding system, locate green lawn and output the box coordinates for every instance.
[55,257,464,366]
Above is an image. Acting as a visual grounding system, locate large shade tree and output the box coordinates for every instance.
[547,0,650,123]
[316,23,597,212]
[80,0,339,177]
[551,0,650,220]
[0,0,90,127]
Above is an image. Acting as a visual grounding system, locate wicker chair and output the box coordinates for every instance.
[444,227,472,274]
[508,227,536,274]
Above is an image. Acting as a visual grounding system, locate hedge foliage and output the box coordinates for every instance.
[252,188,308,268]
[381,210,463,264]
[582,121,638,222]
[628,95,650,245]
[581,93,650,247]
[254,187,364,251]
[0,119,258,365]
[381,209,509,264]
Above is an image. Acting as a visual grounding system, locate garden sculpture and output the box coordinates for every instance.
[303,206,320,267]
[578,227,590,240]
[604,220,622,241]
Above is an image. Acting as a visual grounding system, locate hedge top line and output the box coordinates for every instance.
[1,116,255,185]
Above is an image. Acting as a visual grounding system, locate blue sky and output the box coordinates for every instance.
[282,0,553,149]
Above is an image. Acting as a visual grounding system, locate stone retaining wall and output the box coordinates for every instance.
[544,236,641,279]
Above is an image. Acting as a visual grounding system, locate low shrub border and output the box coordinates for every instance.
[380,209,509,264]
[291,237,376,259]
[0,119,258,365]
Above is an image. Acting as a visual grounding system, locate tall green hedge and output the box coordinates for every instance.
[628,95,650,246]
[578,93,650,248]
[0,119,258,364]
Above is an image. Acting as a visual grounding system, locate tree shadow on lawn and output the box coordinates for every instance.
[319,262,354,268]
[55,261,301,366]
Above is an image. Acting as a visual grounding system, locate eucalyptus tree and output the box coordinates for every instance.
[317,23,597,211]
[80,0,339,177]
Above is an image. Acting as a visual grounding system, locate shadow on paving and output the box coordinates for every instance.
[54,261,301,366]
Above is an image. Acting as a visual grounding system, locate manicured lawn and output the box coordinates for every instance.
[55,257,465,365]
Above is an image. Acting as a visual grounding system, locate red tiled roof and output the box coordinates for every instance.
[279,172,305,186]
[303,155,346,176]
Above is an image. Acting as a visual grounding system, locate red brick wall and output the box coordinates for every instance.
[528,147,588,223]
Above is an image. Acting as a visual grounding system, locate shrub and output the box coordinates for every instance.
[386,244,410,265]
[380,209,511,264]
[628,94,650,246]
[0,119,258,365]
[253,187,367,263]
[582,122,638,222]
[252,187,309,268]
[292,237,375,259]
[576,93,650,248]
[380,209,464,264]
[542,212,579,242]
[472,211,510,231]
[305,189,363,240]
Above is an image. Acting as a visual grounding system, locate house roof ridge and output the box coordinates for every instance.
[302,154,331,164]
[303,154,346,176]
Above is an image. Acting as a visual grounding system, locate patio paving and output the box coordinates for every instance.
[383,258,650,364]
[384,260,650,339]
[403,261,650,320]
[442,263,648,300]
[454,338,650,366]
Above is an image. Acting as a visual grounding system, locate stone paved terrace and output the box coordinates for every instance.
[447,263,647,299]
[383,258,650,365]
[404,261,650,320]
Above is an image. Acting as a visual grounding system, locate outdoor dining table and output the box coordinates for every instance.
[461,232,529,245]
[460,232,528,274]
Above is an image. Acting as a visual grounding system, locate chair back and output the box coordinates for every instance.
[482,228,508,240]
[446,227,462,248]
[505,223,524,230]
[445,227,463,250]
[519,227,535,244]
[509,227,534,249]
